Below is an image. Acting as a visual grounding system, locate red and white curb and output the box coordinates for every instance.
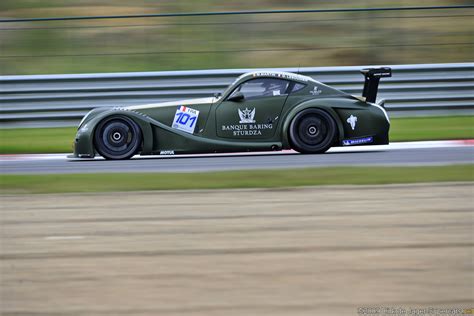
[1,140,473,162]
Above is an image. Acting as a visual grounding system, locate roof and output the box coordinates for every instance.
[237,71,317,84]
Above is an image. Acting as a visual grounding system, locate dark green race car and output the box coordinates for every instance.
[72,67,391,160]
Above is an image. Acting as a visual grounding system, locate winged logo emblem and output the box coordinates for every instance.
[238,107,256,123]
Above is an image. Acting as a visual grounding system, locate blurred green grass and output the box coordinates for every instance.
[389,116,474,141]
[1,165,472,194]
[0,116,472,154]
[0,127,75,154]
[1,0,472,74]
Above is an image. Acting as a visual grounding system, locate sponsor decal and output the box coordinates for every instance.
[221,107,273,136]
[172,105,199,134]
[342,136,373,146]
[309,86,322,96]
[346,114,358,130]
[222,123,273,136]
[159,150,175,155]
[238,107,256,123]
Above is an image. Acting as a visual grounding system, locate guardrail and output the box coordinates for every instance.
[1,63,473,128]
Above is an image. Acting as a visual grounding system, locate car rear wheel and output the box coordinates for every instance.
[94,116,142,160]
[289,108,337,154]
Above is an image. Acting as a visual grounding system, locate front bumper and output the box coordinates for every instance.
[71,125,96,158]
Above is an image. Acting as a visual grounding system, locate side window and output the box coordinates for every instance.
[291,83,306,93]
[228,78,290,100]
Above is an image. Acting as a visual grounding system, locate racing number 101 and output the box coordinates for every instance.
[176,112,197,128]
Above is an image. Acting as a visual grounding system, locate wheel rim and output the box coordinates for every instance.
[101,121,132,153]
[95,117,141,159]
[288,109,336,154]
[297,114,329,146]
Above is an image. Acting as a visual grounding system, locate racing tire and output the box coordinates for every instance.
[289,108,337,154]
[94,116,142,160]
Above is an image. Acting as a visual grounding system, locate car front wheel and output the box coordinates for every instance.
[94,116,142,160]
[289,108,337,154]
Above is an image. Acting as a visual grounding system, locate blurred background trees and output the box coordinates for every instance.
[0,0,472,74]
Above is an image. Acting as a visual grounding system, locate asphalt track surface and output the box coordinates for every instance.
[1,184,472,315]
[1,141,473,174]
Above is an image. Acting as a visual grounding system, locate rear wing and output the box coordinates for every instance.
[360,67,392,104]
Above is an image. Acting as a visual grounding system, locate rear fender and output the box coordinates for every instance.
[281,99,345,148]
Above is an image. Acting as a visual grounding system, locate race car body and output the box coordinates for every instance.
[72,68,391,159]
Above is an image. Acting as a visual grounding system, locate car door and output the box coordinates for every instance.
[216,78,291,139]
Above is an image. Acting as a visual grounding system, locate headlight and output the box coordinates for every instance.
[78,112,92,129]
[78,123,89,133]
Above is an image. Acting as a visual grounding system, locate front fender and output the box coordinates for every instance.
[73,108,154,158]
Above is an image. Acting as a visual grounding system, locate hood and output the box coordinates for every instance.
[126,97,219,110]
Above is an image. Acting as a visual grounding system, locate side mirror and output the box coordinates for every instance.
[227,91,245,102]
